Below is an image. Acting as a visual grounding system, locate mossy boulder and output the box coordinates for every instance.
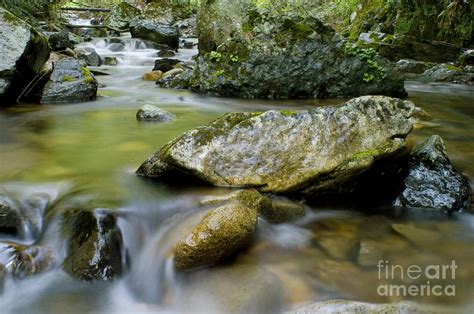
[0,8,50,105]
[190,2,405,99]
[40,58,98,104]
[174,203,257,270]
[394,135,471,212]
[130,20,179,49]
[61,208,124,281]
[137,96,415,198]
[104,2,141,30]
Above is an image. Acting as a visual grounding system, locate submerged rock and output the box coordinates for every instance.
[174,203,258,270]
[157,50,176,58]
[104,2,141,30]
[0,243,55,279]
[104,56,118,66]
[394,135,471,212]
[130,20,179,49]
[107,42,125,52]
[143,70,163,82]
[0,8,50,104]
[137,96,415,198]
[136,104,175,122]
[40,58,98,104]
[191,3,405,99]
[62,208,124,281]
[261,196,305,224]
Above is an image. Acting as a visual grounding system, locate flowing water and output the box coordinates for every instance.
[0,34,473,313]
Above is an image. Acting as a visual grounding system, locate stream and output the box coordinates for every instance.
[0,34,473,313]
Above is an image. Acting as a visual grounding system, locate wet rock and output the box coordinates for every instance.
[261,196,305,224]
[108,37,124,45]
[0,243,55,279]
[291,300,453,313]
[108,42,125,52]
[48,30,80,51]
[0,196,22,236]
[200,189,272,213]
[181,39,195,49]
[136,104,175,122]
[157,69,192,89]
[459,49,474,67]
[40,58,98,104]
[104,2,141,30]
[104,56,118,66]
[396,59,433,75]
[75,47,102,67]
[357,236,409,267]
[62,208,124,281]
[130,20,179,49]
[161,68,184,79]
[157,50,176,58]
[394,135,471,212]
[0,8,50,104]
[153,58,180,72]
[419,64,473,85]
[174,203,258,270]
[143,70,163,82]
[192,3,405,99]
[173,16,197,38]
[137,96,415,197]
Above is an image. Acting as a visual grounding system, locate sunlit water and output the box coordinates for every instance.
[0,34,473,313]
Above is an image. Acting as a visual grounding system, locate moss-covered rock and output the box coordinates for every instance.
[104,2,141,30]
[0,7,50,105]
[200,189,272,213]
[40,58,98,104]
[174,203,258,270]
[260,196,305,224]
[61,208,124,281]
[138,96,415,198]
[189,1,405,99]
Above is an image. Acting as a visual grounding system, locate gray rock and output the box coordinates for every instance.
[137,96,415,198]
[191,3,406,99]
[104,2,141,30]
[396,59,433,75]
[459,49,474,67]
[174,203,258,270]
[130,20,179,49]
[104,56,119,66]
[157,68,193,89]
[153,58,180,72]
[48,30,80,51]
[40,58,98,104]
[136,104,175,122]
[157,50,176,58]
[419,64,473,85]
[108,42,125,52]
[0,8,50,104]
[75,47,102,67]
[394,135,471,212]
[61,208,124,281]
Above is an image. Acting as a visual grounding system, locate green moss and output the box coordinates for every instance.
[61,75,76,82]
[444,64,462,72]
[280,110,298,117]
[81,67,95,84]
[351,149,379,160]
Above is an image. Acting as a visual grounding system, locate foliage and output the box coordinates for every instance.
[345,44,386,82]
[0,0,59,23]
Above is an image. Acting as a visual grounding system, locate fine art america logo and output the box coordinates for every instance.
[377,260,457,297]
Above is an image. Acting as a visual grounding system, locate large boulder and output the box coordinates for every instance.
[174,203,258,270]
[394,135,471,212]
[137,96,415,197]
[40,58,98,104]
[0,8,50,105]
[104,2,141,30]
[130,20,179,49]
[61,208,124,281]
[190,3,405,99]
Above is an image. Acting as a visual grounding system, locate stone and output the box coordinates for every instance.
[0,196,22,236]
[200,189,272,213]
[157,50,176,58]
[61,208,124,281]
[192,2,406,99]
[260,196,305,224]
[75,47,102,67]
[108,42,125,52]
[419,64,473,85]
[0,8,50,104]
[104,2,141,30]
[137,96,415,198]
[174,203,258,270]
[40,58,98,104]
[136,104,175,122]
[0,243,55,279]
[396,59,433,75]
[48,29,80,51]
[143,71,163,82]
[104,56,118,66]
[459,49,474,67]
[153,58,180,72]
[160,68,183,79]
[394,135,471,212]
[130,20,179,49]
